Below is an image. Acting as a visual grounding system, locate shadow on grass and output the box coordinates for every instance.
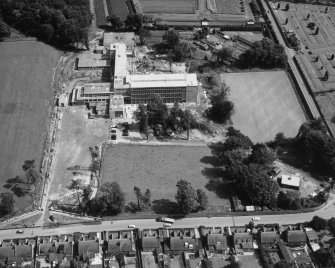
[3,176,31,197]
[152,199,180,215]
[200,156,221,167]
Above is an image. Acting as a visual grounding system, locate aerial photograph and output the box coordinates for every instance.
[0,0,335,267]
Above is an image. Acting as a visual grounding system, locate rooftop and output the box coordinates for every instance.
[207,234,228,250]
[104,32,136,49]
[260,232,280,244]
[78,241,99,259]
[286,230,307,243]
[0,247,14,260]
[77,53,111,68]
[111,43,128,78]
[107,239,133,254]
[142,237,161,249]
[281,175,300,187]
[125,73,198,88]
[83,83,111,94]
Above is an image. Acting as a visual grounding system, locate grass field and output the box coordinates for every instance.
[221,71,306,143]
[101,144,230,213]
[94,0,107,27]
[0,41,60,213]
[106,0,129,21]
[140,0,196,14]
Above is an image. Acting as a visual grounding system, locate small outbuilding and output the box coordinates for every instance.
[280,175,300,189]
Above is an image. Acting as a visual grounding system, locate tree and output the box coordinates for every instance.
[249,143,276,165]
[207,84,234,124]
[87,182,125,216]
[0,192,14,215]
[162,30,179,49]
[22,160,39,185]
[277,191,301,210]
[133,186,151,211]
[175,180,199,214]
[223,128,254,151]
[309,216,328,231]
[134,186,142,210]
[69,179,84,204]
[197,189,209,210]
[238,38,287,69]
[138,28,151,45]
[215,47,232,66]
[125,14,143,32]
[0,21,10,38]
[144,189,151,207]
[173,42,192,62]
[106,15,123,29]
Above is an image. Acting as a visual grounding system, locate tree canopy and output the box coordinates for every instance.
[0,192,14,216]
[106,15,123,29]
[0,0,92,48]
[0,21,10,38]
[162,30,180,49]
[238,38,287,69]
[173,42,192,62]
[206,83,234,124]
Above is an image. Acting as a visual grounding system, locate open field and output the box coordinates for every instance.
[49,106,109,201]
[221,71,306,142]
[101,144,230,213]
[215,0,244,14]
[106,0,129,21]
[94,0,107,27]
[0,41,60,213]
[140,0,196,14]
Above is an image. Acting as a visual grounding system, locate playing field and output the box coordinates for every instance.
[101,144,230,212]
[0,41,60,212]
[140,0,196,13]
[221,71,306,142]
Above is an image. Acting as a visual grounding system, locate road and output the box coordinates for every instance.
[1,194,334,239]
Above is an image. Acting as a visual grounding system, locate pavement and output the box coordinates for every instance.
[1,193,335,239]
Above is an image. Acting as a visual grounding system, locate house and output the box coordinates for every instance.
[141,230,162,252]
[0,246,15,264]
[280,175,300,189]
[78,240,99,260]
[231,196,244,212]
[106,231,135,256]
[284,230,307,247]
[206,234,228,253]
[58,93,69,107]
[15,245,34,261]
[164,237,202,253]
[260,232,280,247]
[233,232,254,253]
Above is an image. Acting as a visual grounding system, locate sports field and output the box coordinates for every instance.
[221,71,306,142]
[0,41,60,212]
[101,144,230,212]
[106,0,129,21]
[140,0,196,14]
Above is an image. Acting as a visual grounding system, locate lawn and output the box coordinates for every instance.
[106,0,129,21]
[140,0,196,14]
[221,71,306,143]
[101,144,230,214]
[0,41,60,213]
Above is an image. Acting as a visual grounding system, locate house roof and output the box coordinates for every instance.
[15,245,33,260]
[78,241,99,258]
[108,239,133,254]
[169,237,202,251]
[57,242,73,255]
[234,233,253,249]
[142,237,161,249]
[286,231,307,243]
[281,175,300,187]
[260,232,280,244]
[306,231,318,242]
[83,83,111,94]
[0,246,14,260]
[207,234,228,250]
[39,243,56,256]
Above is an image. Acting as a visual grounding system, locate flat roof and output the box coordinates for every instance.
[104,32,136,48]
[125,73,198,88]
[111,43,128,78]
[281,175,300,187]
[83,83,111,94]
[77,53,111,68]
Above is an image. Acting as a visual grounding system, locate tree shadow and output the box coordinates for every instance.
[202,167,223,180]
[3,176,31,197]
[205,177,235,200]
[152,199,180,215]
[200,156,221,167]
[331,115,335,124]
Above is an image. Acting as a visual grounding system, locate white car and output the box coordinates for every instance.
[128,224,136,228]
[163,223,172,227]
[252,217,261,221]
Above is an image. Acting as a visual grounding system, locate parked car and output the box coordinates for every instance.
[16,230,24,234]
[110,129,117,134]
[128,224,136,228]
[252,216,261,221]
[163,223,172,227]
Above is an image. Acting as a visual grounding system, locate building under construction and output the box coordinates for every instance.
[72,39,200,118]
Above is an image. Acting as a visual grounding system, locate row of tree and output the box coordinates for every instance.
[0,0,92,48]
